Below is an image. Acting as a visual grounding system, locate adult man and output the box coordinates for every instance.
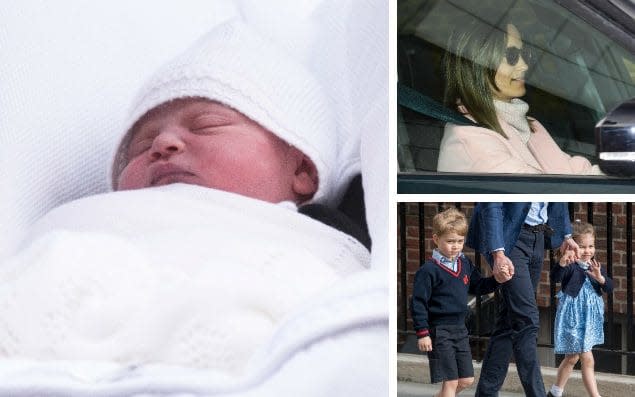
[466,203,579,397]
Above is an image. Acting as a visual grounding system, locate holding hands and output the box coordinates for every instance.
[492,251,514,283]
[559,249,577,266]
[559,235,580,267]
[559,237,580,260]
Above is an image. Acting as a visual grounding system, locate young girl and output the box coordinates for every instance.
[548,221,614,397]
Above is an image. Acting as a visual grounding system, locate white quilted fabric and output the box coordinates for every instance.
[0,270,388,396]
[0,184,370,374]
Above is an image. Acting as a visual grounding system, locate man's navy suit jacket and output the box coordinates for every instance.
[466,202,572,266]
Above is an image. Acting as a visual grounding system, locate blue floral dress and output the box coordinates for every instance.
[554,264,605,354]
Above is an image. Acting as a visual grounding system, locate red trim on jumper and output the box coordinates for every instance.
[416,329,429,338]
[431,256,462,278]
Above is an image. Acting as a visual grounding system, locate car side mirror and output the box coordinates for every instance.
[595,98,635,177]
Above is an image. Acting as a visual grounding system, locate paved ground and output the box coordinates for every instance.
[399,351,635,396]
[398,381,526,397]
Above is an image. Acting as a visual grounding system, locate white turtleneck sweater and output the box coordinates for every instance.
[493,98,532,145]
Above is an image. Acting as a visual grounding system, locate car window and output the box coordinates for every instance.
[397,0,635,173]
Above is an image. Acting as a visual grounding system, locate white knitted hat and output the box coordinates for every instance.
[111,19,337,204]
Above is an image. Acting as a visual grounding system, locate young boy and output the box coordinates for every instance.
[410,207,511,397]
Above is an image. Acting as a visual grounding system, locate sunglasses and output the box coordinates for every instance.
[505,46,534,66]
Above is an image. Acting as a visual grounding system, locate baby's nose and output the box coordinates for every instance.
[150,131,185,160]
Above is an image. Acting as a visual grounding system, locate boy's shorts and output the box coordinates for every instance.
[427,324,474,383]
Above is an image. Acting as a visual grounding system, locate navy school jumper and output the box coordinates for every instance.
[410,254,499,338]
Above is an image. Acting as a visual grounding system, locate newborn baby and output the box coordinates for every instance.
[111,17,337,205]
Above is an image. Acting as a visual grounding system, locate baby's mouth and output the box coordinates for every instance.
[150,164,195,186]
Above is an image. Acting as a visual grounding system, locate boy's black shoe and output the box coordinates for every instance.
[546,392,555,397]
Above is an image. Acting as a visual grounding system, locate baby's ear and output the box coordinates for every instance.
[288,147,318,203]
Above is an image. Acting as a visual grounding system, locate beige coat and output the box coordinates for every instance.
[437,116,603,174]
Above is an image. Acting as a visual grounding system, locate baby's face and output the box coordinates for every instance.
[118,98,309,203]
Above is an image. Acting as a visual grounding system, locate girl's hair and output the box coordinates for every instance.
[432,207,467,237]
[443,20,510,138]
[571,220,595,241]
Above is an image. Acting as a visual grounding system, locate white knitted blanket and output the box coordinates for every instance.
[0,184,370,375]
[0,270,387,396]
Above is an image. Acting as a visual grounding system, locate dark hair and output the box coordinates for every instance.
[443,20,510,138]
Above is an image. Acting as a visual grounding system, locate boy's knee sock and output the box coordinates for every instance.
[549,384,563,397]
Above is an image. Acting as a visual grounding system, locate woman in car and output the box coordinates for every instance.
[437,20,603,175]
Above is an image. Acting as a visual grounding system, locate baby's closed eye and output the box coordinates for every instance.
[189,115,234,134]
[189,125,230,135]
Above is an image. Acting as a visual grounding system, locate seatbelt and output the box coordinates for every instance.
[397,82,478,126]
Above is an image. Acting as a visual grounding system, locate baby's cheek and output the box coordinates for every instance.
[117,162,147,190]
